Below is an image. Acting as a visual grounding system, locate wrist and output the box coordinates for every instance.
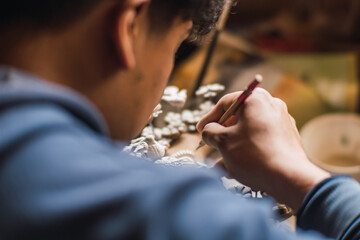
[268,159,331,212]
[289,167,330,212]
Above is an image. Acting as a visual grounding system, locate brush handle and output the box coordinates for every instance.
[218,100,241,125]
[218,76,262,125]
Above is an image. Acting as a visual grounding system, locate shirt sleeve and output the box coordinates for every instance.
[297,176,360,240]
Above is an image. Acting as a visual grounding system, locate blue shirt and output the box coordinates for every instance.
[0,67,359,239]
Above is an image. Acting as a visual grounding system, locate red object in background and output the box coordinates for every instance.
[254,36,316,53]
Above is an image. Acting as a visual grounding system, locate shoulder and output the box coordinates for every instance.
[0,102,117,168]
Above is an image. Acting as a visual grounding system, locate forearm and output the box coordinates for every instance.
[297,176,360,240]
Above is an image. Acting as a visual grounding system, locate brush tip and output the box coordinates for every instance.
[195,141,205,151]
[255,74,263,83]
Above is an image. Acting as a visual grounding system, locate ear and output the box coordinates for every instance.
[113,0,149,69]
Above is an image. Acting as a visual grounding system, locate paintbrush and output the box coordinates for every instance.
[195,74,263,150]
[191,0,235,98]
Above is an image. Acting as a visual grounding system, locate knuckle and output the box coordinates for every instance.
[274,97,285,104]
[290,115,296,125]
[274,98,288,110]
[250,88,269,102]
[253,87,270,97]
[247,93,264,106]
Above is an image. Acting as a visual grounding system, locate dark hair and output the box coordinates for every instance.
[0,0,225,36]
[149,0,226,35]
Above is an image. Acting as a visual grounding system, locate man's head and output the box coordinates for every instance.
[0,0,225,141]
[0,0,224,36]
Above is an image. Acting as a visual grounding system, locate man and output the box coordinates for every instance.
[0,0,359,239]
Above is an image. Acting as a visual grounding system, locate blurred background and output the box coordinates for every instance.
[170,0,360,129]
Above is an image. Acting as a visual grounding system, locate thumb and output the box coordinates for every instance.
[201,122,231,149]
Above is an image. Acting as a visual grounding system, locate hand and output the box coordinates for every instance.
[197,88,330,212]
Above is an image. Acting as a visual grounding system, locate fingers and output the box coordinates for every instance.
[197,92,242,132]
[289,115,297,127]
[232,88,275,120]
[198,88,275,133]
[251,87,273,101]
[201,122,232,149]
[198,88,295,149]
[237,88,273,110]
[273,97,297,127]
[273,97,288,111]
